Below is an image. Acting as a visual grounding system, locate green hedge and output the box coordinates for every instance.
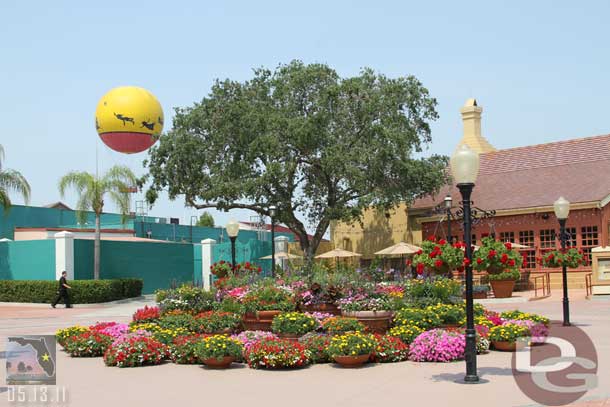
[0,279,143,304]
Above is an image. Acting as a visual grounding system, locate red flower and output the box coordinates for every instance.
[438,239,447,245]
[245,261,251,268]
[463,258,471,266]
[500,253,508,264]
[504,242,512,250]
[406,259,412,266]
[487,250,497,259]
[434,259,443,268]
[476,258,483,264]
[508,259,516,267]
[219,260,225,264]
[416,263,424,275]
[416,249,423,255]
[427,235,437,242]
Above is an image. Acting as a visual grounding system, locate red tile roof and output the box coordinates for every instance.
[411,134,610,212]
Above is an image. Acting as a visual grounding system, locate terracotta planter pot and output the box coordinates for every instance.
[333,354,371,368]
[300,303,341,315]
[342,311,393,334]
[256,310,282,321]
[202,356,236,369]
[277,333,302,342]
[463,292,488,299]
[489,279,516,298]
[242,317,272,331]
[492,340,526,352]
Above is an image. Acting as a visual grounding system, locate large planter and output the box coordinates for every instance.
[256,310,282,321]
[342,311,393,334]
[300,303,341,315]
[333,354,371,368]
[463,291,488,299]
[492,340,526,352]
[202,356,236,369]
[489,279,516,298]
[242,311,282,331]
[277,333,301,343]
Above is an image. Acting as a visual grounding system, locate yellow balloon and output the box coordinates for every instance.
[95,86,164,154]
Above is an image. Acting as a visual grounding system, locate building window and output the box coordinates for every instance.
[464,234,476,245]
[539,229,556,249]
[519,230,536,269]
[581,226,599,263]
[500,231,515,243]
[565,227,577,248]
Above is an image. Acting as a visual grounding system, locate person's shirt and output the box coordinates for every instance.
[59,276,67,290]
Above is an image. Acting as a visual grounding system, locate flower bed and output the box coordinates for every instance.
[56,326,89,347]
[371,334,409,363]
[322,317,366,335]
[299,333,331,363]
[244,338,309,369]
[393,308,441,330]
[103,336,168,368]
[194,311,242,334]
[169,334,207,364]
[408,329,465,362]
[194,335,243,367]
[232,330,278,352]
[63,331,114,357]
[132,306,161,323]
[272,312,318,336]
[388,325,423,344]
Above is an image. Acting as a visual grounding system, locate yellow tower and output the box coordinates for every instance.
[458,98,495,154]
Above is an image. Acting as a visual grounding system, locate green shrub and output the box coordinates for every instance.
[0,279,143,304]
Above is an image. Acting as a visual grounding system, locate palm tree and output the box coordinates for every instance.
[59,165,137,280]
[0,145,31,210]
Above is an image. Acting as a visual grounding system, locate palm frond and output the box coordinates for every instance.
[103,165,137,187]
[0,189,11,211]
[0,169,31,204]
[58,171,93,198]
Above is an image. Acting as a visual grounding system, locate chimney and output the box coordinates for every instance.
[459,98,495,154]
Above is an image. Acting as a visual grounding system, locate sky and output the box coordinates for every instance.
[2,0,610,232]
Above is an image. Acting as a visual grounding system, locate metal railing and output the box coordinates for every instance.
[532,272,551,298]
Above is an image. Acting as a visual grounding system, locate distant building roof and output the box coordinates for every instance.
[411,134,610,212]
[43,201,72,210]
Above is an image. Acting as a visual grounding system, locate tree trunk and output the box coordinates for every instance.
[94,214,101,280]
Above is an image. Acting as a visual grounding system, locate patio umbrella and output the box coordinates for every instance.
[259,251,302,260]
[315,248,362,259]
[374,242,422,256]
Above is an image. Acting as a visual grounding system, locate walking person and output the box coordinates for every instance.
[51,271,72,308]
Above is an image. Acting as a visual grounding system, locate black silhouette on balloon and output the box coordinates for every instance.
[140,120,155,131]
[95,118,102,131]
[114,113,135,126]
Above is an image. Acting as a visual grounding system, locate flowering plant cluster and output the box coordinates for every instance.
[393,308,441,330]
[194,334,243,361]
[299,333,331,363]
[426,304,465,325]
[158,313,199,332]
[500,310,550,326]
[194,311,242,334]
[244,338,310,369]
[111,330,152,346]
[540,248,585,268]
[153,327,193,345]
[132,306,161,323]
[223,286,250,301]
[156,285,217,314]
[56,325,89,346]
[371,334,409,363]
[327,332,376,357]
[338,295,389,312]
[233,261,263,276]
[388,324,424,344]
[169,334,206,364]
[271,312,318,336]
[231,330,278,352]
[411,238,465,276]
[407,277,462,307]
[488,323,530,343]
[210,261,232,278]
[322,317,366,335]
[240,285,295,313]
[305,312,333,325]
[63,331,113,357]
[97,323,129,338]
[129,322,162,333]
[298,282,342,306]
[408,329,465,362]
[504,319,548,344]
[473,238,523,277]
[89,322,118,332]
[103,336,168,368]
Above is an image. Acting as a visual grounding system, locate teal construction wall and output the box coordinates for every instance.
[73,240,194,294]
[0,240,55,280]
[212,240,274,277]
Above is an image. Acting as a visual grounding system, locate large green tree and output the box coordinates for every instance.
[196,211,215,227]
[0,145,31,210]
[59,166,137,280]
[145,61,448,259]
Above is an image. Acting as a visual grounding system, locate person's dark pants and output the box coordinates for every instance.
[52,290,71,308]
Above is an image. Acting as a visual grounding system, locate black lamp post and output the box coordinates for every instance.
[444,194,453,243]
[269,205,277,278]
[450,144,481,384]
[554,196,571,326]
[226,218,240,269]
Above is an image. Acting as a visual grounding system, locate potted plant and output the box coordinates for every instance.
[244,337,309,369]
[321,316,366,335]
[240,285,295,331]
[411,238,465,277]
[194,311,242,334]
[426,303,465,328]
[210,261,233,279]
[271,312,318,341]
[194,334,243,368]
[327,332,376,367]
[540,248,586,268]
[298,283,343,315]
[464,285,490,299]
[488,323,530,351]
[338,285,396,333]
[473,238,523,298]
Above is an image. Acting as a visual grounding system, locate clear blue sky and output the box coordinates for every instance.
[2,0,609,231]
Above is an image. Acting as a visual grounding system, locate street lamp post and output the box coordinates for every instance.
[226,218,240,269]
[444,194,453,243]
[450,144,481,384]
[554,196,571,326]
[269,205,277,278]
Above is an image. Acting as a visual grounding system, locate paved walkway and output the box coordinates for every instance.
[0,290,608,407]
